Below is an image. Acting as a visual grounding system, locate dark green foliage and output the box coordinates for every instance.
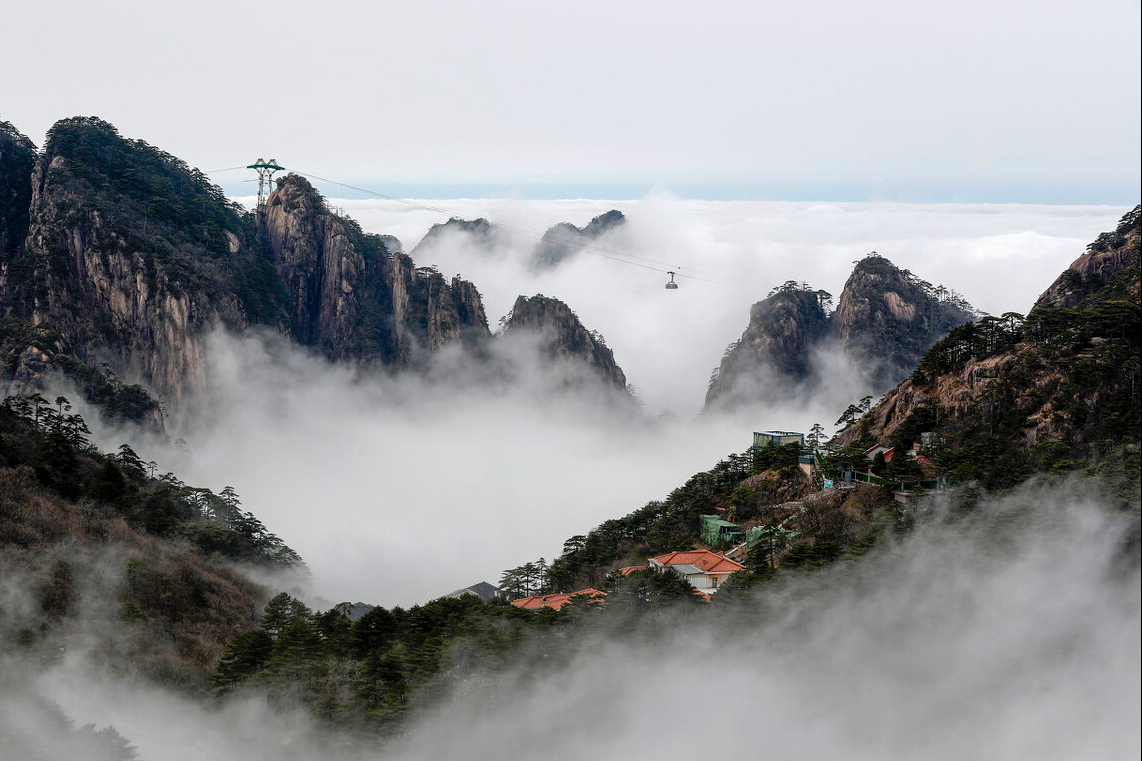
[53,355,161,425]
[210,630,275,692]
[1087,206,1141,255]
[870,451,887,475]
[37,558,76,618]
[889,406,938,453]
[604,568,705,610]
[0,319,162,427]
[751,441,801,471]
[0,120,36,261]
[0,393,299,567]
[780,540,846,569]
[212,591,560,733]
[44,117,235,247]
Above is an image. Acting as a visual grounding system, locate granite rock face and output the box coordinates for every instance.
[705,256,977,410]
[1033,205,1141,311]
[0,117,495,412]
[704,287,830,409]
[501,294,628,393]
[837,207,1140,466]
[831,254,978,389]
[12,117,257,404]
[532,210,625,270]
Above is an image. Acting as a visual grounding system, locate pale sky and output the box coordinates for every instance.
[2,0,1139,202]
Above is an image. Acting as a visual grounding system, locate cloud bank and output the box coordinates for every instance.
[72,200,1129,612]
[15,479,1138,761]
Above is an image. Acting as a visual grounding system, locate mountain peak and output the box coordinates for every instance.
[1032,204,1141,311]
[502,294,628,392]
[705,256,976,410]
[532,210,626,270]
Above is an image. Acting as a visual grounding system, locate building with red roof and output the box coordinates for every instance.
[616,565,649,576]
[648,549,744,592]
[510,588,606,611]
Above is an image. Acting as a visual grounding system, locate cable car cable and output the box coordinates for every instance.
[206,164,726,284]
[286,169,726,284]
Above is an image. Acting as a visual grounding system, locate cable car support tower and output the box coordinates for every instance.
[247,158,285,210]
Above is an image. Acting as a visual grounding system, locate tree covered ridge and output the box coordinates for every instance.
[846,205,1141,490]
[41,116,244,254]
[207,437,904,741]
[0,392,301,567]
[0,394,304,720]
[0,119,36,260]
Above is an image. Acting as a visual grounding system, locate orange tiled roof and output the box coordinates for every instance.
[511,588,606,611]
[617,565,649,576]
[650,549,744,574]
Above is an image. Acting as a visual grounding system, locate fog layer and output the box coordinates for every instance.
[391,483,1142,760]
[331,198,1127,414]
[82,201,1128,609]
[22,480,1140,761]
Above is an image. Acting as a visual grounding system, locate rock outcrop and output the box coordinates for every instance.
[833,254,978,388]
[263,174,491,366]
[1033,205,1141,311]
[532,210,625,270]
[704,286,830,408]
[410,217,500,259]
[501,294,628,393]
[836,206,1140,487]
[705,257,977,410]
[0,117,495,415]
[12,117,260,404]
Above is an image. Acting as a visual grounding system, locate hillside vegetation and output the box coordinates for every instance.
[204,209,1141,742]
[0,393,300,696]
[844,205,1141,490]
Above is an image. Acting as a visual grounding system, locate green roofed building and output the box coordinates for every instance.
[753,430,805,448]
[700,514,741,548]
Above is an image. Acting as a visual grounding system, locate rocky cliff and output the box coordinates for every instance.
[1033,205,1142,311]
[704,285,830,408]
[705,258,976,410]
[409,217,500,259]
[5,117,265,405]
[262,175,490,366]
[837,206,1140,488]
[833,254,978,388]
[0,117,497,413]
[501,294,628,392]
[532,209,625,270]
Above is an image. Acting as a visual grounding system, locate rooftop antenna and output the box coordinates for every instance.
[246,158,285,210]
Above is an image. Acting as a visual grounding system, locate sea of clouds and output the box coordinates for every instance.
[102,198,1122,608]
[31,199,1139,759]
[75,199,1131,607]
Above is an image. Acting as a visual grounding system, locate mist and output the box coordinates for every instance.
[72,200,1129,611]
[322,197,1127,415]
[9,479,1138,760]
[121,328,806,609]
[387,481,1139,761]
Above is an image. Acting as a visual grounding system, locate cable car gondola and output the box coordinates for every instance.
[665,271,679,290]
